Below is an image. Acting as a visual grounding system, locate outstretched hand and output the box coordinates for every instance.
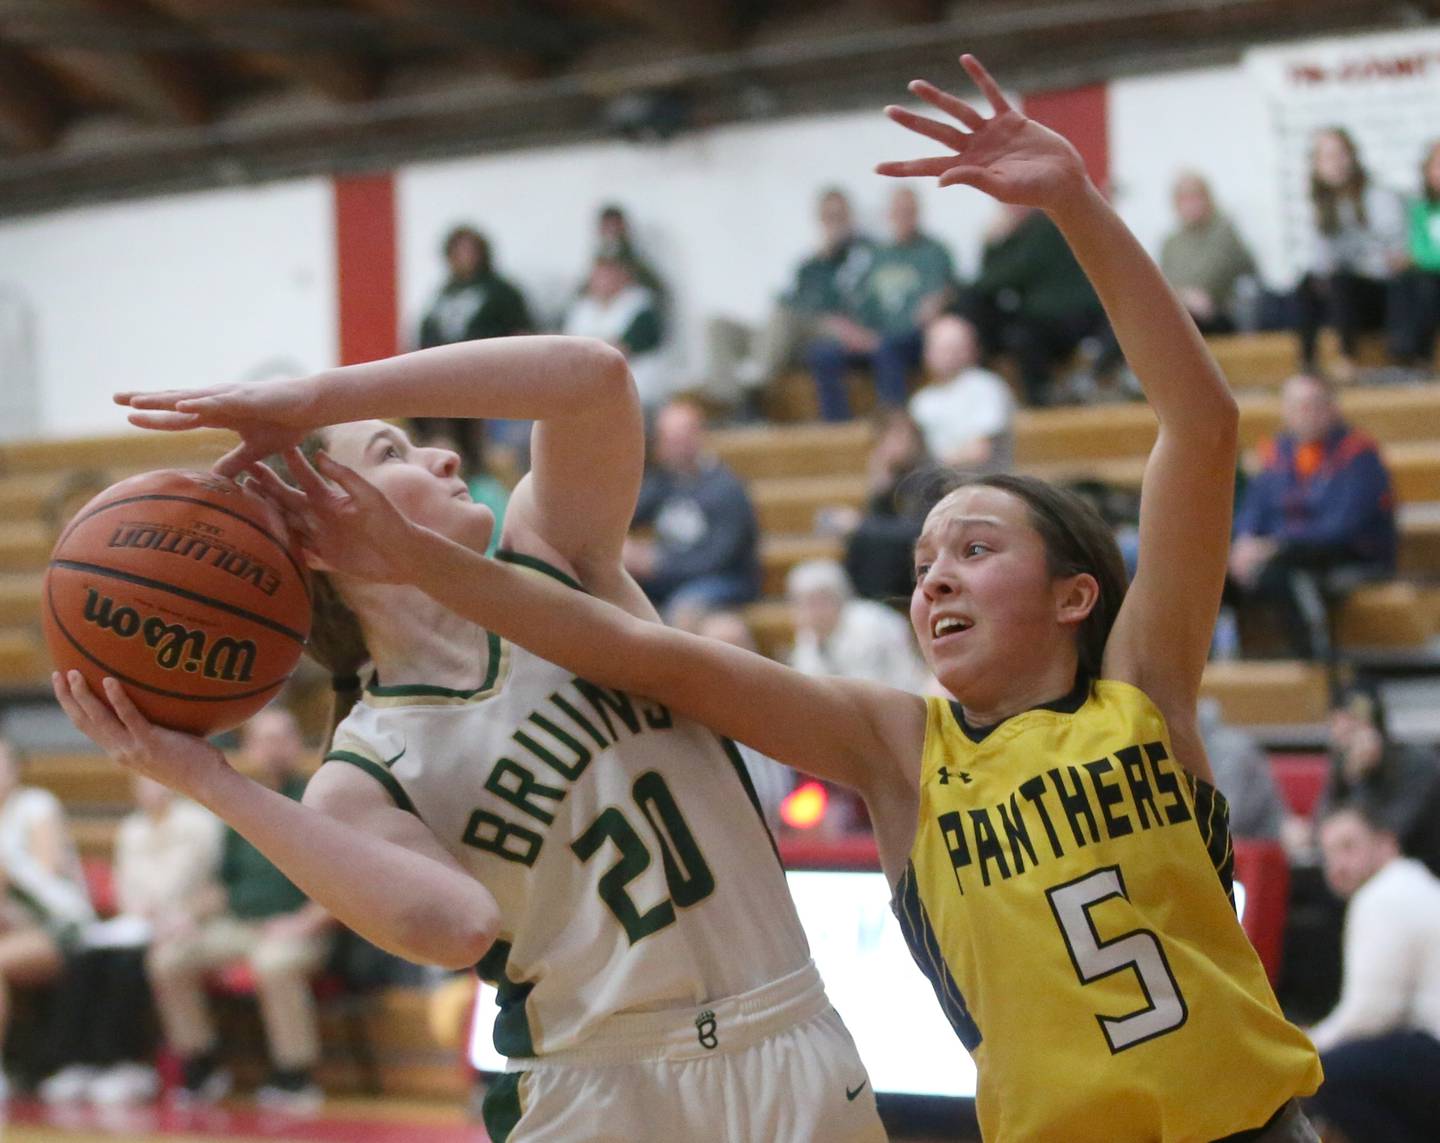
[245,447,422,585]
[114,377,322,479]
[52,671,230,804]
[876,54,1090,211]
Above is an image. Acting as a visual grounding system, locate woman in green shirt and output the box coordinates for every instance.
[1396,140,1440,369]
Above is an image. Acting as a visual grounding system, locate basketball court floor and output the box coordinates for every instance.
[0,1097,967,1142]
[1,1097,489,1143]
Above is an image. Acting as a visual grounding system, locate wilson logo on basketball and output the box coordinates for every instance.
[81,588,257,682]
[106,522,283,597]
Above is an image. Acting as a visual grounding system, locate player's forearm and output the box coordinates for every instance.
[192,764,498,968]
[1048,184,1239,439]
[309,335,634,425]
[407,527,660,697]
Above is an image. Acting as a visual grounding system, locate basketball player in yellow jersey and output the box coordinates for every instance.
[155,54,1319,1141]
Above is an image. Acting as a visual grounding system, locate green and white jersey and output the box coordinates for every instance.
[327,553,812,1060]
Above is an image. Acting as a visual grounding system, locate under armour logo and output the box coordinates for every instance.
[937,768,973,785]
[695,1009,718,1050]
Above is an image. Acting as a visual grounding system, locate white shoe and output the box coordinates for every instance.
[38,1065,100,1104]
[89,1063,160,1106]
[255,1079,324,1115]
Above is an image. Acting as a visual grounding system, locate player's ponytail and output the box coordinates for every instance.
[265,433,371,751]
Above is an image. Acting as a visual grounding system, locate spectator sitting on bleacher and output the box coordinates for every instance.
[1314,682,1440,879]
[1306,800,1440,1143]
[416,225,534,461]
[591,202,667,306]
[804,187,955,421]
[786,559,925,692]
[694,610,798,831]
[564,256,668,410]
[148,708,332,1112]
[959,203,1107,406]
[1160,171,1259,335]
[706,187,875,417]
[1393,139,1440,373]
[39,775,221,1107]
[834,409,944,603]
[0,733,93,1101]
[1227,372,1397,660]
[626,399,761,631]
[1296,127,1410,383]
[1197,697,1285,842]
[907,314,1014,472]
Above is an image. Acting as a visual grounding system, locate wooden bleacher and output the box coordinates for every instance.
[0,333,1433,1097]
[722,386,1440,675]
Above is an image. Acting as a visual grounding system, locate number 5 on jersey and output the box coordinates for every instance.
[1047,865,1188,1052]
[571,770,716,944]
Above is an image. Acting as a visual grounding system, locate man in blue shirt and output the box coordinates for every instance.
[1229,373,1397,659]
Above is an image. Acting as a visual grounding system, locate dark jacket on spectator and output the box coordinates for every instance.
[975,211,1101,324]
[1234,423,1397,569]
[419,271,532,348]
[633,460,761,602]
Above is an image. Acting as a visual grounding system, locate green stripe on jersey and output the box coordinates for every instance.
[481,1071,526,1141]
[324,750,419,816]
[495,549,585,592]
[477,939,537,1057]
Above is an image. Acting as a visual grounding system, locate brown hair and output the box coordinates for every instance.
[1310,127,1369,235]
[936,473,1129,680]
[1423,139,1440,205]
[268,433,371,744]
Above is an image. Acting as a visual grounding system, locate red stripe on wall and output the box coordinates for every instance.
[333,172,398,366]
[1020,84,1109,190]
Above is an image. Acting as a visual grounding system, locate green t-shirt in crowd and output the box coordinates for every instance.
[220,774,310,920]
[1410,197,1440,273]
[856,233,955,336]
[1160,213,1257,310]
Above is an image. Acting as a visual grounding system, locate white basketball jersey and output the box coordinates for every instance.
[327,554,812,1059]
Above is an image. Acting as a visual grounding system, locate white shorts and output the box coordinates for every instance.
[481,962,886,1143]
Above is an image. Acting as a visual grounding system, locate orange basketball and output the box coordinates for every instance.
[42,469,312,736]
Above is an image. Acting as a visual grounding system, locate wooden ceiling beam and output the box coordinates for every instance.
[38,44,209,124]
[565,0,740,50]
[0,41,63,150]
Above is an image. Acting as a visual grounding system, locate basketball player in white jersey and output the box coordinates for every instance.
[58,335,884,1141]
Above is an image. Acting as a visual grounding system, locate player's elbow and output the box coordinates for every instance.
[399,896,500,970]
[577,338,635,400]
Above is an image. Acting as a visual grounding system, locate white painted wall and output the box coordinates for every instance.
[0,179,335,438]
[4,26,1422,439]
[1108,63,1287,285]
[397,104,1003,389]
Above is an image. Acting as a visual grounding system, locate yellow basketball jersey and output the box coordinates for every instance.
[896,678,1321,1142]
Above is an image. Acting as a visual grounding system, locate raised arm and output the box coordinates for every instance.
[878,55,1238,724]
[53,671,499,969]
[117,337,644,573]
[250,453,928,802]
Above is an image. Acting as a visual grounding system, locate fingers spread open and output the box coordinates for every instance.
[313,451,371,502]
[908,80,986,131]
[875,157,962,179]
[128,411,204,432]
[885,105,970,152]
[960,54,1010,114]
[245,462,307,514]
[285,446,336,503]
[119,389,199,410]
[212,443,262,480]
